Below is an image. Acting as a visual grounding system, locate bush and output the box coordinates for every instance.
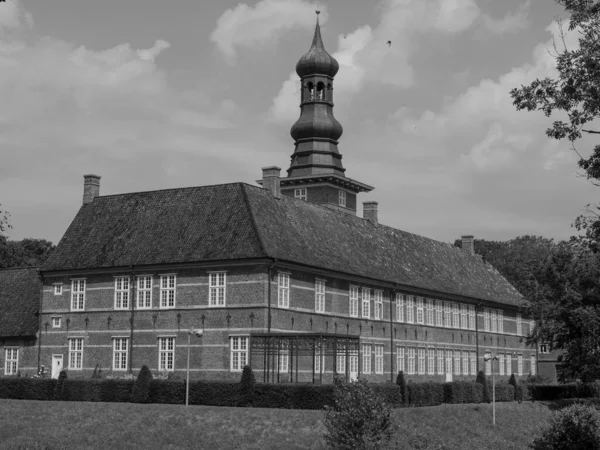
[131,365,153,403]
[443,381,483,404]
[476,371,491,403]
[323,378,392,450]
[530,404,600,450]
[395,371,407,405]
[372,384,403,408]
[493,384,515,402]
[91,364,103,379]
[527,374,551,385]
[0,378,56,400]
[509,374,518,400]
[54,370,67,401]
[407,382,444,407]
[239,365,256,406]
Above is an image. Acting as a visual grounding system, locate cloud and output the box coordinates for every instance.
[479,0,530,36]
[0,0,32,34]
[210,0,326,65]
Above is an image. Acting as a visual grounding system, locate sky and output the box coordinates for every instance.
[0,0,598,246]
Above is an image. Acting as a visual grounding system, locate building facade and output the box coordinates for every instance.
[6,15,537,383]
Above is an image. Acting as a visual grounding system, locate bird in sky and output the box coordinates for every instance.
[386,40,392,47]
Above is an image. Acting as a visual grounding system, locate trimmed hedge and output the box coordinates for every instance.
[407,382,444,407]
[443,382,483,404]
[61,379,134,402]
[527,383,600,401]
[372,384,403,408]
[492,385,515,402]
[0,378,56,400]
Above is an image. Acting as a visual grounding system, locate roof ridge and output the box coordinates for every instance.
[240,184,268,258]
[94,181,254,200]
[0,266,40,272]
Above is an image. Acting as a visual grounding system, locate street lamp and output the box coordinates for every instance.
[186,328,203,408]
[483,353,499,426]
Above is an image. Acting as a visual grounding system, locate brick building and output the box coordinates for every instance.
[11,15,537,383]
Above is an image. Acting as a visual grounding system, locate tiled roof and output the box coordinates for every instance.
[42,183,523,306]
[0,267,41,337]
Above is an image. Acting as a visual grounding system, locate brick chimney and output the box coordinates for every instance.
[363,201,378,225]
[261,166,281,199]
[83,174,101,205]
[461,235,474,256]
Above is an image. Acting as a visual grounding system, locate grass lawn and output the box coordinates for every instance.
[0,400,553,450]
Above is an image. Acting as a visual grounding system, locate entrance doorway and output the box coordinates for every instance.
[51,355,63,379]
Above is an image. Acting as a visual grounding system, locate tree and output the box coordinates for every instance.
[0,238,55,269]
[0,204,10,236]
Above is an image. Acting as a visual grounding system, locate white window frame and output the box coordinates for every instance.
[374,344,384,374]
[468,305,476,330]
[427,348,435,375]
[4,348,18,375]
[530,355,536,376]
[453,350,461,376]
[315,279,326,313]
[68,338,83,370]
[397,346,405,373]
[374,290,383,320]
[445,350,453,375]
[209,272,226,307]
[491,309,498,333]
[230,336,248,372]
[443,301,452,327]
[407,347,416,375]
[114,276,130,310]
[294,188,307,200]
[136,275,153,309]
[530,319,535,334]
[396,294,405,323]
[417,347,426,375]
[53,283,63,295]
[517,354,523,376]
[315,348,325,374]
[437,349,444,375]
[160,275,176,309]
[498,309,504,333]
[470,351,477,375]
[498,354,505,376]
[349,286,359,318]
[112,338,128,371]
[158,337,175,372]
[462,351,469,375]
[435,300,443,327]
[70,279,86,311]
[452,303,460,329]
[279,349,289,374]
[278,273,290,308]
[406,296,414,324]
[484,308,490,332]
[362,288,371,318]
[506,354,512,375]
[460,304,468,329]
[51,317,61,328]
[517,314,522,336]
[362,344,372,374]
[539,343,550,354]
[426,299,434,326]
[416,297,424,325]
[336,345,346,374]
[338,190,347,207]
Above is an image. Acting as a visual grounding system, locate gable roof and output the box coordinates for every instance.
[0,267,41,338]
[42,183,523,306]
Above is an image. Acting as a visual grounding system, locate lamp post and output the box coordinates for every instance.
[483,353,499,426]
[186,328,203,408]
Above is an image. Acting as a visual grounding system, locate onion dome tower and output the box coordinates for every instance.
[280,11,373,215]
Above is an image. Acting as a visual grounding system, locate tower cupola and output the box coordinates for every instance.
[295,12,339,78]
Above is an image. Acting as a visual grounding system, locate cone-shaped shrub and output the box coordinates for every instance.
[476,370,491,403]
[396,371,408,405]
[54,370,67,401]
[238,365,256,406]
[508,373,518,401]
[131,365,153,403]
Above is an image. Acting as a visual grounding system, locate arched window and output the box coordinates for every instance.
[307,82,314,101]
[316,82,325,100]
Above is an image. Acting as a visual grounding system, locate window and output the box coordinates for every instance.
[484,352,492,375]
[454,350,461,375]
[71,279,85,311]
[113,338,128,371]
[406,296,414,324]
[279,350,289,373]
[539,343,550,354]
[375,345,384,374]
[484,308,490,332]
[426,299,434,326]
[114,277,130,310]
[498,354,505,376]
[506,354,512,375]
[160,275,176,308]
[362,288,371,318]
[470,352,477,375]
[336,345,346,374]
[461,304,468,329]
[53,284,63,295]
[435,300,443,327]
[517,354,523,376]
[498,310,504,333]
[418,348,426,375]
[445,350,453,375]
[530,319,535,334]
[4,348,18,375]
[230,336,248,372]
[315,280,326,313]
[137,276,152,309]
[396,294,405,322]
[349,352,358,378]
[407,347,416,375]
[491,309,498,333]
[416,297,424,324]
[159,337,176,372]
[294,188,307,200]
[468,305,476,330]
[349,286,359,317]
[397,347,405,373]
[278,273,290,308]
[209,272,226,307]
[339,190,347,207]
[374,290,383,320]
[530,355,536,376]
[517,314,522,336]
[51,317,61,328]
[452,303,460,328]
[462,351,469,375]
[428,348,435,375]
[437,349,444,375]
[68,338,83,370]
[444,302,452,327]
[315,348,325,374]
[362,344,372,374]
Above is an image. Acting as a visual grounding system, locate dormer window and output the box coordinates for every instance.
[339,190,346,207]
[295,188,307,200]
